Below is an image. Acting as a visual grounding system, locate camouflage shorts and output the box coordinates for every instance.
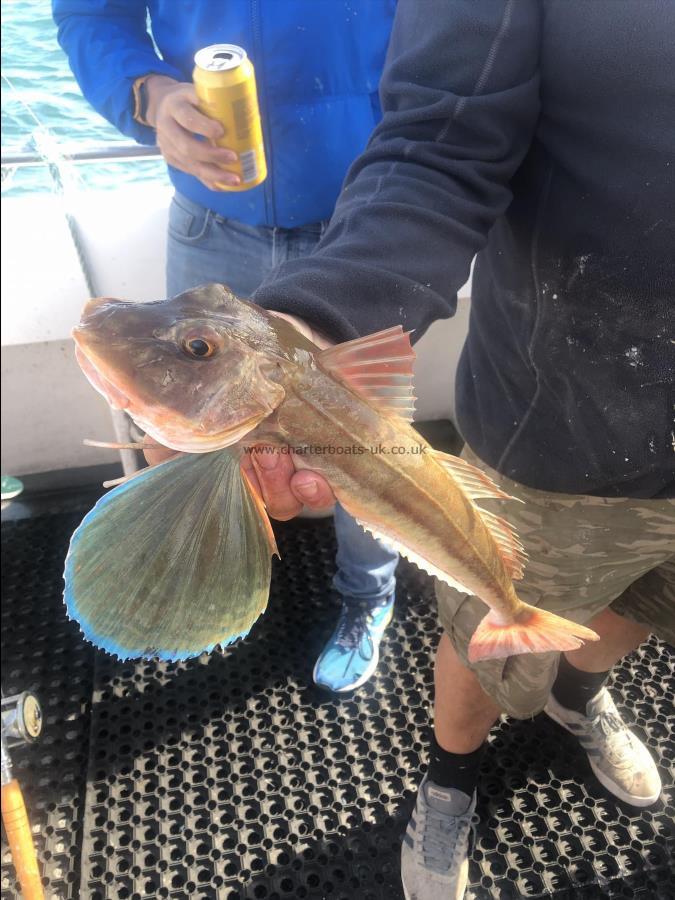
[436,447,675,720]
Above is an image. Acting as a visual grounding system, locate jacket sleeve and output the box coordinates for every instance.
[253,0,541,342]
[52,0,184,144]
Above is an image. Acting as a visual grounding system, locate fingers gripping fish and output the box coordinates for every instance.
[65,284,598,662]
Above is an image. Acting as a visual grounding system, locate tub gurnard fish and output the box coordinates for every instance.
[65,283,599,662]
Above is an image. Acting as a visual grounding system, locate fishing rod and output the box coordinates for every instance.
[1,691,45,900]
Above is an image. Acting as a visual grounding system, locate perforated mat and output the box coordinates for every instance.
[2,501,674,900]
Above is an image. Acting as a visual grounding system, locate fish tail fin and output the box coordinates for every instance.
[64,448,277,661]
[467,603,600,663]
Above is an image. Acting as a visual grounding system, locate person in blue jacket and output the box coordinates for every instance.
[52,0,399,693]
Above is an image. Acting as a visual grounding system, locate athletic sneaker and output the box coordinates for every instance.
[545,687,662,806]
[313,594,394,692]
[401,775,477,900]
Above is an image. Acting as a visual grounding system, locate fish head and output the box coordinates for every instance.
[72,283,286,452]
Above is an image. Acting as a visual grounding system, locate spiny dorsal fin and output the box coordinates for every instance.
[432,451,521,503]
[432,451,527,580]
[318,326,416,422]
[478,509,527,580]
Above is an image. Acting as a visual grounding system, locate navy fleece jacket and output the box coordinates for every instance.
[254,0,675,498]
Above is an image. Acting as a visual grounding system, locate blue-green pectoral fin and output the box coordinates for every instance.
[64,449,276,661]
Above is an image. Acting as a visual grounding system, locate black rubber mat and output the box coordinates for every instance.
[2,510,96,899]
[2,502,674,900]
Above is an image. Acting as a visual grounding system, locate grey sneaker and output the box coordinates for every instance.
[545,687,661,807]
[401,775,477,900]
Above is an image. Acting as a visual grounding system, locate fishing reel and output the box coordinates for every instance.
[1,691,45,900]
[2,691,42,753]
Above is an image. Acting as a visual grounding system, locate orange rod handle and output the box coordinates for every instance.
[1,779,44,900]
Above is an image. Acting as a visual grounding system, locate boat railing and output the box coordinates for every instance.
[1,143,162,168]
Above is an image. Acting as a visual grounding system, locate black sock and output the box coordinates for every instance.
[427,732,485,796]
[551,654,610,715]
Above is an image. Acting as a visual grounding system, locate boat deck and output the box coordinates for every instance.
[1,487,674,900]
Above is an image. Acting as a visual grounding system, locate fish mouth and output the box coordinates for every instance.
[72,331,131,412]
[138,414,265,454]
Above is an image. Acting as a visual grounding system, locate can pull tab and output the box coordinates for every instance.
[208,51,235,70]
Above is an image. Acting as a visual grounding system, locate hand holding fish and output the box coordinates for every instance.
[143,438,335,520]
[65,283,599,662]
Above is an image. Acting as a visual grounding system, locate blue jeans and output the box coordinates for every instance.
[166,192,399,603]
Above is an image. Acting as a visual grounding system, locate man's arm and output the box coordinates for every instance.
[53,0,183,144]
[254,0,541,343]
[53,1,241,188]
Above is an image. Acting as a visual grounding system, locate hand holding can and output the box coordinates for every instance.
[144,76,241,190]
[193,44,268,192]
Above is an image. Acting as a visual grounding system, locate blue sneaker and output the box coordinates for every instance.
[313,595,394,692]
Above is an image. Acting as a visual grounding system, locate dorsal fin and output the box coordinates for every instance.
[431,451,521,503]
[318,326,416,422]
[477,510,528,580]
[432,451,527,580]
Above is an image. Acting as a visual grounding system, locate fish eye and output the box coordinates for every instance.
[182,337,215,359]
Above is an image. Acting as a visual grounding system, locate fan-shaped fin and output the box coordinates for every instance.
[64,449,276,661]
[318,326,417,421]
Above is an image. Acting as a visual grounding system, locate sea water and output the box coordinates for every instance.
[1,0,167,196]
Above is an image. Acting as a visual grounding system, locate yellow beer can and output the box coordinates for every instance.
[193,44,267,191]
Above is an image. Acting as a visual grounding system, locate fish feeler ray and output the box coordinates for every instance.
[102,471,148,489]
[83,438,160,451]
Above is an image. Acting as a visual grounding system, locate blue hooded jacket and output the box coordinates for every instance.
[52,0,396,227]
